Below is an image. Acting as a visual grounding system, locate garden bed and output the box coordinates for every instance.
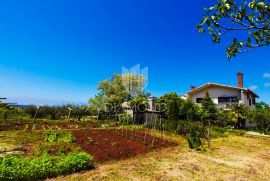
[0,121,97,131]
[73,129,178,163]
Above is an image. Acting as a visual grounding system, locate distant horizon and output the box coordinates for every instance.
[0,0,270,105]
[2,70,267,106]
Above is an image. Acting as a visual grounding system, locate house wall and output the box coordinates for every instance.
[188,86,256,109]
[189,86,241,105]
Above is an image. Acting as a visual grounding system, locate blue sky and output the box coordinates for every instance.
[0,0,270,105]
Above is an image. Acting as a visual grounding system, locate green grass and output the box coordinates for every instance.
[210,126,247,139]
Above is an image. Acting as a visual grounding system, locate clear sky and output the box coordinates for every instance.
[0,0,269,105]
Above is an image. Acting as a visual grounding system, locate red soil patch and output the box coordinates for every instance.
[73,129,178,163]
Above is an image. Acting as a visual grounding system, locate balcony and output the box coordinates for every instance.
[217,102,239,110]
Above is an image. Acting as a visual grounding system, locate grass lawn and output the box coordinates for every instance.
[53,134,270,181]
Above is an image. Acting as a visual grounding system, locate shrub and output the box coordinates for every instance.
[176,121,205,136]
[119,114,133,125]
[188,129,203,150]
[44,130,76,143]
[0,152,94,181]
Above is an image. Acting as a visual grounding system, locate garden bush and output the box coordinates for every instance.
[0,152,94,181]
[119,114,133,125]
[176,121,205,136]
[44,130,75,143]
[188,129,203,150]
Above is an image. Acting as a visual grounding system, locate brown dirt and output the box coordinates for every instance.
[0,121,97,131]
[72,129,178,163]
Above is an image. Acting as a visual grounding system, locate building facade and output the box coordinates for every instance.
[182,72,259,110]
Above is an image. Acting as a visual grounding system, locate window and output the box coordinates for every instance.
[218,97,239,103]
[252,97,256,105]
[249,99,252,106]
[218,97,228,103]
[231,97,239,103]
[196,98,203,103]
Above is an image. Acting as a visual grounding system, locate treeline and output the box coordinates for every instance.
[156,92,270,134]
[25,104,91,121]
[0,103,94,123]
[88,73,270,134]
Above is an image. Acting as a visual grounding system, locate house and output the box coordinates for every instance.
[181,72,259,128]
[182,72,259,110]
[122,96,163,124]
[122,96,158,115]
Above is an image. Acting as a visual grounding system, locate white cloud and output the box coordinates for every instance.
[248,85,258,91]
[264,83,270,88]
[263,73,270,78]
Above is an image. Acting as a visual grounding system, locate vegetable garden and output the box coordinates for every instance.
[0,119,179,181]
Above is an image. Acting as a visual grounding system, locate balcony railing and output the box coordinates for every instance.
[217,102,239,109]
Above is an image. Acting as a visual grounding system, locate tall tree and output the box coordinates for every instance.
[157,93,182,121]
[197,0,270,59]
[201,92,218,149]
[96,74,130,116]
[248,108,270,133]
[231,104,249,128]
[256,101,269,110]
[121,73,147,97]
[89,93,106,120]
[129,96,148,112]
[179,98,200,120]
[201,92,218,122]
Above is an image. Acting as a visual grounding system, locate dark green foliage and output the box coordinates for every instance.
[176,121,205,136]
[179,99,200,120]
[98,74,130,113]
[197,0,270,59]
[256,101,269,110]
[161,120,180,132]
[248,108,270,134]
[44,130,76,143]
[231,104,249,128]
[129,96,148,112]
[157,93,182,121]
[0,106,26,125]
[188,129,203,150]
[201,92,218,122]
[119,114,133,125]
[0,152,94,181]
[217,110,231,126]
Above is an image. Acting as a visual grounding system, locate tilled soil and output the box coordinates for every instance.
[0,121,97,131]
[72,129,178,163]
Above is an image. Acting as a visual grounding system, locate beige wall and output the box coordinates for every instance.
[188,86,256,109]
[189,87,241,104]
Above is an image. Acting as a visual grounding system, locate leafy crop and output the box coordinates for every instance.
[0,152,94,181]
[44,130,75,143]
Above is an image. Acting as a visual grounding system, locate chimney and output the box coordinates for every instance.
[190,85,196,91]
[237,72,243,88]
[148,96,157,111]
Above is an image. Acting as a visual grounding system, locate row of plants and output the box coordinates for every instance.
[0,152,94,181]
[44,130,76,143]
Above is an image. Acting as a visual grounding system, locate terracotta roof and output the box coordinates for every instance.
[185,82,259,98]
